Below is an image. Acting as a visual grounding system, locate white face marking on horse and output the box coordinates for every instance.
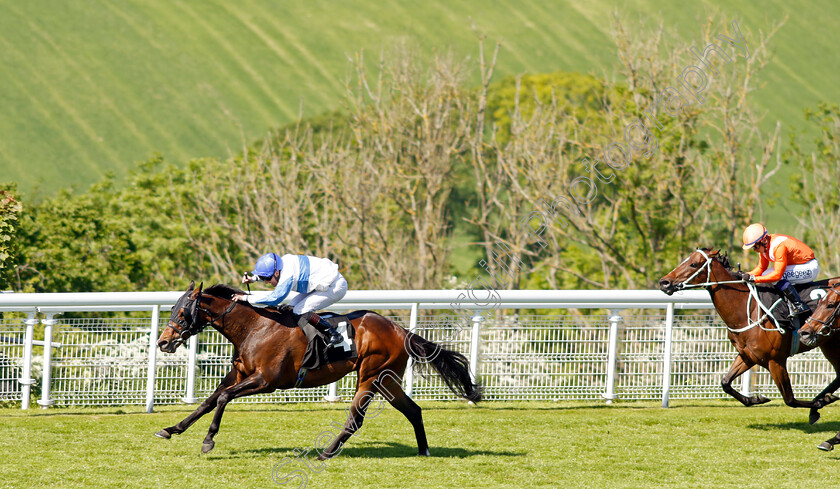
[667,253,694,275]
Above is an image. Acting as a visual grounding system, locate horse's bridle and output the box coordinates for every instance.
[671,248,750,291]
[167,291,237,341]
[805,287,840,339]
[673,249,714,290]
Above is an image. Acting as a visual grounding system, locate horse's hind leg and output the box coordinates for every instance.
[317,378,377,461]
[722,354,769,406]
[375,371,429,456]
[155,367,238,439]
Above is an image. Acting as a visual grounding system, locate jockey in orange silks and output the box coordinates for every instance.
[742,223,819,317]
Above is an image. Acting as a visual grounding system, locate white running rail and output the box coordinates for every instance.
[0,289,832,411]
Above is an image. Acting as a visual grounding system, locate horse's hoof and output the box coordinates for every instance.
[154,429,171,439]
[750,394,771,405]
[316,450,337,461]
[418,448,430,457]
[818,442,834,452]
[809,410,821,425]
[201,441,215,454]
[824,394,840,405]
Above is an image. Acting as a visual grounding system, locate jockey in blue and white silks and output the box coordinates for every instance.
[254,254,347,311]
[233,253,348,346]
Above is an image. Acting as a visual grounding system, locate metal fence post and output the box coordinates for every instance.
[602,310,621,404]
[404,302,419,398]
[741,366,753,397]
[37,313,56,409]
[183,334,198,404]
[661,303,675,408]
[19,312,38,410]
[469,313,483,386]
[324,382,340,402]
[145,305,160,413]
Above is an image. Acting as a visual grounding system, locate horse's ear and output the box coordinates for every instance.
[188,280,195,292]
[190,281,203,299]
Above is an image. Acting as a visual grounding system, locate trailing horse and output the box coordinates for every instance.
[799,284,840,451]
[154,281,482,457]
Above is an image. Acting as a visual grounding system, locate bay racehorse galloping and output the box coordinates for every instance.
[800,284,840,350]
[154,282,482,457]
[800,284,840,450]
[659,248,840,424]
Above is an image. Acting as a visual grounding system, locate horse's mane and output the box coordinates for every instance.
[699,247,733,270]
[203,283,247,300]
[202,283,293,324]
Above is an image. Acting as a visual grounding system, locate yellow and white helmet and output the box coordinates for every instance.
[742,223,767,250]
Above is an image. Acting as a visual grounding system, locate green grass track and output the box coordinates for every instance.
[2,400,838,488]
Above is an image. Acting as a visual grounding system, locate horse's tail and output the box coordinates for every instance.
[405,332,483,403]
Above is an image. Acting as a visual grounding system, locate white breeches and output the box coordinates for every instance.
[289,275,348,314]
[760,259,819,284]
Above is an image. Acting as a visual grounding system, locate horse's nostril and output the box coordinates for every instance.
[659,279,671,287]
[157,340,168,349]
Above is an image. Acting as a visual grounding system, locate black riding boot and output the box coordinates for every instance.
[299,312,342,347]
[779,283,810,317]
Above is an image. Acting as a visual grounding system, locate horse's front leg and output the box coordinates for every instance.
[767,359,821,409]
[155,368,238,439]
[810,346,840,424]
[201,372,271,454]
[722,354,769,406]
[807,374,840,425]
[818,432,840,451]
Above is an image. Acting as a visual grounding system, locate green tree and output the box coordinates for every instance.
[0,184,22,290]
[15,157,208,292]
[471,16,784,289]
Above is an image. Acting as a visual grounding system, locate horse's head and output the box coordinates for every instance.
[158,281,204,353]
[800,285,840,348]
[659,248,732,295]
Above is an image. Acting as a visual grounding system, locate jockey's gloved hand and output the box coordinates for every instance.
[733,270,749,281]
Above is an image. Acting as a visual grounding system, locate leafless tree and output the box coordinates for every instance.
[789,104,840,276]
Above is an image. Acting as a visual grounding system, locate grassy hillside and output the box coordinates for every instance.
[1,0,837,202]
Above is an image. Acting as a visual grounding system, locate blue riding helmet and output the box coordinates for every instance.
[251,253,282,278]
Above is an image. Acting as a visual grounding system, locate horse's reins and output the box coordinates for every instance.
[198,301,237,330]
[672,249,744,290]
[674,249,784,334]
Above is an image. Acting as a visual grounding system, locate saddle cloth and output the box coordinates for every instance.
[298,310,368,370]
[756,280,831,330]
